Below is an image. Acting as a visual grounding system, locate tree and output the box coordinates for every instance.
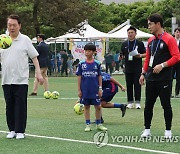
[172,0,180,26]
[0,0,179,38]
[0,3,9,34]
[0,0,94,38]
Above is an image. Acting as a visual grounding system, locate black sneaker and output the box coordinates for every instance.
[29,92,37,96]
[101,117,104,124]
[121,104,127,117]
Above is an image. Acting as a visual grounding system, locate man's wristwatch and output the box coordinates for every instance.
[161,63,165,68]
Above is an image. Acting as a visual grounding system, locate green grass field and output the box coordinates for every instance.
[0,76,179,154]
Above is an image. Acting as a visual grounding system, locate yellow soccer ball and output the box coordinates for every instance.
[44,91,51,99]
[51,91,59,99]
[74,103,84,115]
[0,34,12,49]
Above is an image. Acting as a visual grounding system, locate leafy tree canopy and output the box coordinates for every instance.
[0,0,179,38]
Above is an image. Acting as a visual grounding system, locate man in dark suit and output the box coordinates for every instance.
[29,34,49,96]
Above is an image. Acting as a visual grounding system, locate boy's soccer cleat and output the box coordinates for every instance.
[141,129,151,138]
[127,103,134,109]
[85,125,91,132]
[96,124,107,131]
[135,103,141,109]
[6,131,16,139]
[121,104,127,117]
[164,130,172,139]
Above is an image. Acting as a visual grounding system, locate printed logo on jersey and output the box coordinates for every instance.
[81,63,87,70]
[160,42,164,49]
[94,64,98,70]
[82,71,98,77]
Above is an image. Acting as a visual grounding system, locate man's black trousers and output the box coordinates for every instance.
[144,80,173,130]
[2,84,28,133]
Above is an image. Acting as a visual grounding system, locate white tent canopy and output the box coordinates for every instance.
[56,33,81,39]
[108,24,153,39]
[32,22,152,43]
[80,23,109,38]
[56,21,109,39]
[32,37,54,43]
[32,37,37,43]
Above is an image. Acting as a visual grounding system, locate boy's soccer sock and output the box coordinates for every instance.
[86,120,91,125]
[114,103,123,108]
[96,119,101,125]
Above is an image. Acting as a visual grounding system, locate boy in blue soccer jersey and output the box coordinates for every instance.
[100,72,127,123]
[76,43,107,132]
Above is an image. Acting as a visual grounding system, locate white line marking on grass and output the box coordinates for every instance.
[0,130,178,154]
[0,97,143,100]
[1,97,178,100]
[0,97,79,100]
[27,97,79,100]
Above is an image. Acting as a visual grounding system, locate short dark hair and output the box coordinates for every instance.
[127,26,137,33]
[7,14,21,24]
[148,13,163,27]
[174,27,180,33]
[37,34,46,40]
[84,43,96,51]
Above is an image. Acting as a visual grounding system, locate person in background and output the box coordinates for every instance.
[50,51,55,73]
[104,50,114,75]
[72,59,80,73]
[121,26,146,109]
[29,34,49,96]
[119,53,124,72]
[171,27,180,98]
[67,50,73,76]
[61,50,68,77]
[139,13,180,139]
[0,14,44,139]
[114,51,120,72]
[56,51,61,74]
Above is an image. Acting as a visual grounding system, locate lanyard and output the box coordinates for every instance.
[128,39,136,53]
[151,33,164,56]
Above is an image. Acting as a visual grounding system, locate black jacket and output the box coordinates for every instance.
[37,41,49,68]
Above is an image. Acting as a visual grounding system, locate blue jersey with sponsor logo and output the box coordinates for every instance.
[102,72,118,93]
[76,60,101,99]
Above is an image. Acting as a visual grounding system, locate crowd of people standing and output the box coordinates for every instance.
[48,50,74,77]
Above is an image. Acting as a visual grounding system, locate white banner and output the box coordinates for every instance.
[70,40,105,62]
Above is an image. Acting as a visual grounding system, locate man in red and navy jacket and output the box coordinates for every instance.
[139,13,180,139]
